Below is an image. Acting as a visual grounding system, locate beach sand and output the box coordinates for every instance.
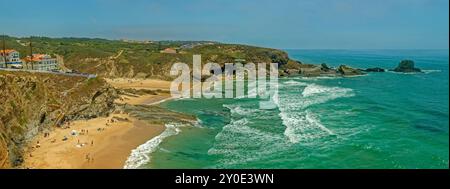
[23,114,165,169]
[23,78,174,169]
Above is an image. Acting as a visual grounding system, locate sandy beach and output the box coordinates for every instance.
[23,78,174,169]
[23,113,165,169]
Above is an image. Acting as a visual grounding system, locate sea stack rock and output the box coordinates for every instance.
[337,65,364,76]
[392,60,422,73]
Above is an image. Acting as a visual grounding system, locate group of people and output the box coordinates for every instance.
[85,153,94,163]
[77,139,94,146]
[80,129,89,135]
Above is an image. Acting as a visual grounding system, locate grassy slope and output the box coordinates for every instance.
[4,36,298,79]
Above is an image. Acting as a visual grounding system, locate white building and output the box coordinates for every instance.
[25,54,59,71]
[0,49,23,68]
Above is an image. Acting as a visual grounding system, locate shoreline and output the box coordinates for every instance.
[22,78,175,169]
[23,113,166,169]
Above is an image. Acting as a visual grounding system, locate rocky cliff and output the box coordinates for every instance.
[0,71,117,168]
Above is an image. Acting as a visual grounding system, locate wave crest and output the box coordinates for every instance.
[123,123,185,169]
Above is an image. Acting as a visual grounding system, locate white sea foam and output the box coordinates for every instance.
[387,70,442,75]
[302,83,353,98]
[223,104,259,116]
[208,114,287,167]
[299,76,339,81]
[422,69,442,74]
[209,82,356,167]
[213,118,282,143]
[123,123,185,169]
[283,80,308,86]
[281,111,334,143]
[194,118,204,128]
[278,84,354,110]
[146,97,173,106]
[278,83,354,143]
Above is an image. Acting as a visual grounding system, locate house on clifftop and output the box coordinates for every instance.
[23,54,59,71]
[0,49,23,69]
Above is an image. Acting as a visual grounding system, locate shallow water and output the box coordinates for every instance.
[129,50,449,169]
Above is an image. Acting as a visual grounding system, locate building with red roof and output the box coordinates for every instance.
[0,49,22,68]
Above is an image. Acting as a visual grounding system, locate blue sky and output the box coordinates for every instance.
[1,0,448,49]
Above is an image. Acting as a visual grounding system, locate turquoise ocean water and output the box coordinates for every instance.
[128,50,449,169]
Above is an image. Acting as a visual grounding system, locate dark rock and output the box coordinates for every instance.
[391,60,422,73]
[320,63,331,71]
[337,65,364,76]
[285,69,300,75]
[365,67,385,72]
[300,66,322,77]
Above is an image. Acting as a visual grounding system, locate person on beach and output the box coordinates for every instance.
[91,140,94,146]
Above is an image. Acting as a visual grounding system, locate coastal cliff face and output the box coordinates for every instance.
[0,71,117,168]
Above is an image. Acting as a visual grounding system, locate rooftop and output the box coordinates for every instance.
[23,54,53,62]
[0,49,18,54]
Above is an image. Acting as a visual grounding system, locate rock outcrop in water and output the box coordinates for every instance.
[365,67,385,72]
[282,62,365,77]
[300,66,322,77]
[0,72,117,168]
[285,69,301,76]
[391,60,422,73]
[337,65,364,76]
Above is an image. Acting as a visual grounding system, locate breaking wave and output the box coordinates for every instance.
[422,69,442,74]
[223,104,259,116]
[278,83,354,143]
[206,81,356,167]
[283,80,309,86]
[208,105,287,168]
[123,123,185,169]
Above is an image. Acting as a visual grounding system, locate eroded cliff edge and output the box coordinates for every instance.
[0,71,117,168]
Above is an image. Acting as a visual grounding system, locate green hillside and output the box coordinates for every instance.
[3,36,297,80]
